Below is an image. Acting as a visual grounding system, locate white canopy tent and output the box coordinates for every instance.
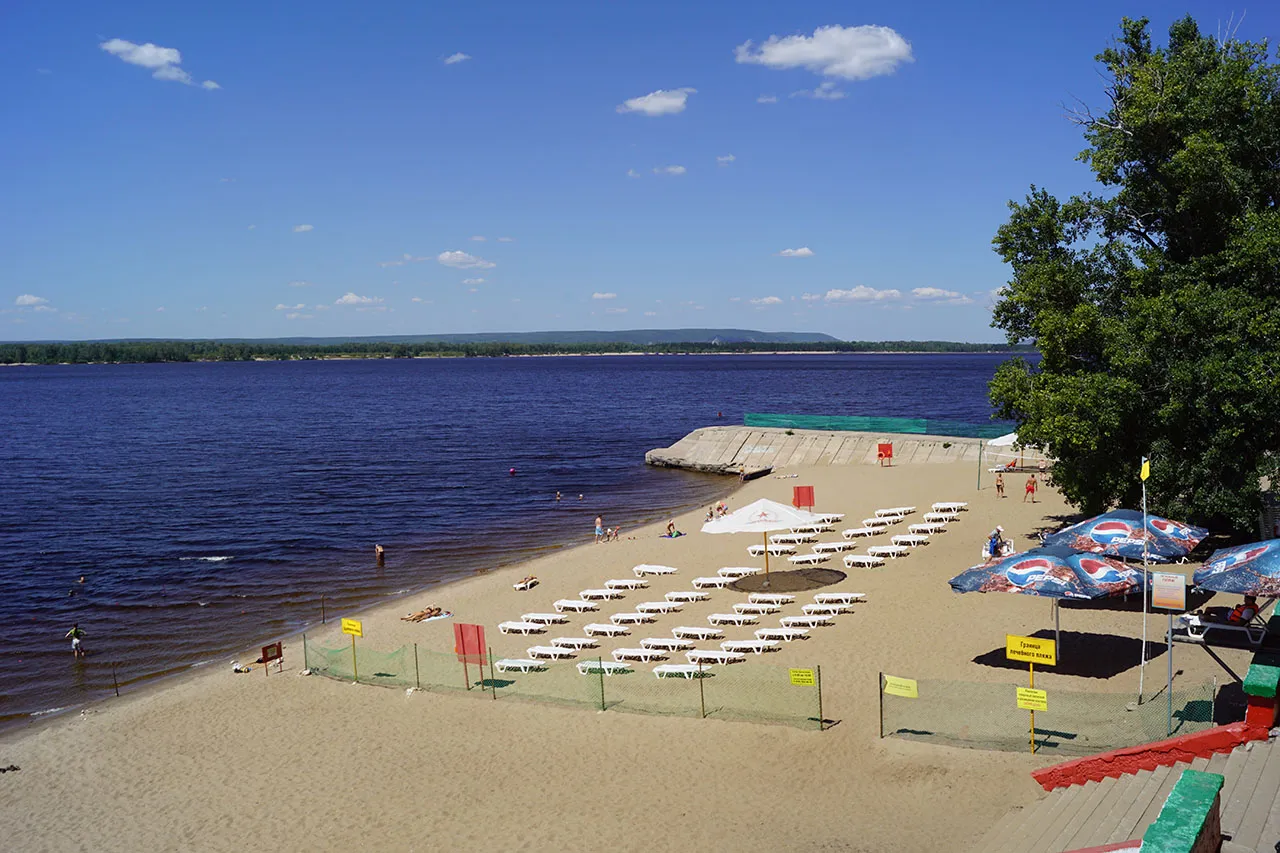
[701,498,827,586]
[988,432,1019,447]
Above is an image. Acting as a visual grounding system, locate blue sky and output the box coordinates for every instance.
[2,2,1272,342]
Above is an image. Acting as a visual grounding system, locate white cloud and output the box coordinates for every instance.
[776,247,814,258]
[643,311,658,317]
[734,25,913,81]
[757,94,778,104]
[247,224,256,230]
[626,168,641,179]
[443,52,471,65]
[653,165,686,175]
[604,307,628,314]
[285,312,313,320]
[314,304,329,311]
[592,292,617,300]
[469,235,486,242]
[462,278,485,285]
[15,294,48,306]
[497,236,514,242]
[468,288,479,293]
[335,292,383,306]
[293,224,313,233]
[33,305,56,313]
[99,38,218,89]
[825,286,901,302]
[378,260,404,268]
[156,306,165,312]
[616,87,696,116]
[274,303,306,311]
[792,81,847,100]
[912,287,974,305]
[717,154,736,166]
[437,250,495,269]
[801,293,823,301]
[411,297,432,304]
[288,280,312,287]
[750,296,783,306]
[219,177,235,183]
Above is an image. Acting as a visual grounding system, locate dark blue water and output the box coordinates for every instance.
[0,353,1012,726]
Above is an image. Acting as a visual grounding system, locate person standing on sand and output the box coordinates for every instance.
[995,472,1005,498]
[594,516,604,543]
[1024,475,1037,503]
[66,623,85,658]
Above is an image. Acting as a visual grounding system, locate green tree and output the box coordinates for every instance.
[990,15,1280,531]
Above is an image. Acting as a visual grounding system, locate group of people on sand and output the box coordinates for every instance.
[594,516,621,543]
[994,459,1049,502]
[704,501,729,522]
[400,605,450,623]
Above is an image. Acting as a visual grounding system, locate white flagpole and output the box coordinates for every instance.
[1139,457,1149,703]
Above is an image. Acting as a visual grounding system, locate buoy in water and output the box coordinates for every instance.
[509,467,516,476]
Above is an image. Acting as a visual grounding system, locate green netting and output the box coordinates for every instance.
[745,413,1010,439]
[880,676,1216,756]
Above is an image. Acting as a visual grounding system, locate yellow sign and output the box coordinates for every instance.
[341,618,364,638]
[1017,687,1048,711]
[1141,457,1150,481]
[789,668,816,686]
[882,675,918,699]
[1006,635,1056,666]
[1151,572,1187,611]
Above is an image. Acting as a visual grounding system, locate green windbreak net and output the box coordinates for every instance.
[745,413,1009,439]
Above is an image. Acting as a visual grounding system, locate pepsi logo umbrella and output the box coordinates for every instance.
[1040,509,1207,564]
[949,545,1146,600]
[1193,539,1280,596]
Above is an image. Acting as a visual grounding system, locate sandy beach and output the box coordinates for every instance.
[1,459,1243,852]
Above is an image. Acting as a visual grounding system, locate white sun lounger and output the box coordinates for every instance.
[653,663,710,679]
[610,612,656,625]
[891,534,930,547]
[633,564,679,577]
[908,523,947,535]
[788,553,830,565]
[748,544,796,557]
[733,602,781,615]
[672,626,723,641]
[842,527,879,539]
[495,658,547,672]
[498,621,547,635]
[576,660,632,676]
[605,578,648,590]
[861,517,892,528]
[755,627,810,642]
[866,545,909,559]
[874,507,913,518]
[639,637,695,652]
[789,525,834,535]
[720,639,780,655]
[812,541,858,554]
[813,592,866,605]
[613,647,668,663]
[521,612,570,625]
[527,645,577,660]
[922,511,958,523]
[718,566,763,578]
[665,590,710,603]
[553,599,599,613]
[692,576,735,589]
[770,532,818,545]
[780,615,834,629]
[815,513,845,524]
[550,637,599,650]
[749,592,796,605]
[686,649,746,666]
[636,601,683,614]
[708,612,759,626]
[844,554,886,569]
[584,623,630,637]
[802,603,853,616]
[580,588,625,600]
[932,501,969,512]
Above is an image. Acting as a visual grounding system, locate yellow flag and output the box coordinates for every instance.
[1140,457,1150,481]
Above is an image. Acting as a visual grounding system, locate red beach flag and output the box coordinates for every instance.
[453,623,487,665]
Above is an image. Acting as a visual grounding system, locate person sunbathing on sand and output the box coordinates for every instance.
[401,606,446,623]
[514,576,539,590]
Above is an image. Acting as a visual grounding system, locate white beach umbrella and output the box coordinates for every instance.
[701,498,827,585]
[988,432,1019,447]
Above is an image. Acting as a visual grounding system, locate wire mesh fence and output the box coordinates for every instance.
[303,636,824,730]
[878,674,1216,756]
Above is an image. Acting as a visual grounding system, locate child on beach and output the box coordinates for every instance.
[66,624,85,658]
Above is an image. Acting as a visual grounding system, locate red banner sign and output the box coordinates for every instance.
[792,485,815,509]
[453,623,487,665]
[261,642,282,662]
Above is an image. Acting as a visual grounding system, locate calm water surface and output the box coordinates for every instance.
[0,354,1013,727]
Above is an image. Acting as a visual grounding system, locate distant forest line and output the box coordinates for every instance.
[0,340,1036,365]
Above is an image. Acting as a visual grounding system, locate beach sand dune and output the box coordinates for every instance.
[2,461,1242,852]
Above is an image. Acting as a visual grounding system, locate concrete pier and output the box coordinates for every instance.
[645,426,986,475]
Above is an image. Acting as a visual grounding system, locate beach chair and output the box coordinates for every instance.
[931,501,969,512]
[653,663,710,679]
[747,544,796,557]
[891,534,929,547]
[754,627,810,642]
[527,645,577,660]
[633,564,679,578]
[576,660,632,676]
[922,511,958,523]
[512,578,539,591]
[790,524,834,535]
[498,621,547,635]
[553,599,599,613]
[717,566,763,579]
[748,592,796,605]
[780,615,834,629]
[550,637,599,650]
[605,578,649,590]
[861,517,892,529]
[636,601,683,614]
[665,590,710,603]
[610,612,656,625]
[813,592,866,605]
[672,626,723,641]
[495,658,547,672]
[812,541,857,554]
[708,612,759,626]
[815,513,845,524]
[579,588,625,600]
[720,639,780,655]
[1177,600,1275,648]
[802,603,853,617]
[908,522,947,535]
[866,545,909,559]
[584,622,630,637]
[613,647,669,663]
[769,532,817,545]
[733,602,782,615]
[874,508,910,518]
[787,553,830,565]
[521,612,570,625]
[686,649,746,666]
[842,527,879,539]
[692,576,735,589]
[844,554,886,569]
[639,637,695,652]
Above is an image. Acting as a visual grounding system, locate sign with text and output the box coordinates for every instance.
[261,642,282,663]
[341,618,363,638]
[1017,687,1048,712]
[453,623,488,665]
[1151,572,1187,611]
[789,668,816,686]
[882,675,918,699]
[1006,635,1056,666]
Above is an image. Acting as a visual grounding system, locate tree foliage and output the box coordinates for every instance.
[990,16,1280,531]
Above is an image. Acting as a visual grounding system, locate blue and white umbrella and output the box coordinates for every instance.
[1040,509,1207,564]
[1193,539,1280,596]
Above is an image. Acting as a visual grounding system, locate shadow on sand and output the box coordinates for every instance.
[972,629,1168,679]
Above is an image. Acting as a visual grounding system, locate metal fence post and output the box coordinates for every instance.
[414,643,420,690]
[816,664,824,732]
[698,662,706,718]
[302,633,308,671]
[489,646,497,699]
[321,596,326,624]
[877,670,883,738]
[598,657,606,711]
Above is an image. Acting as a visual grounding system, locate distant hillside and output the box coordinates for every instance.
[211,329,840,346]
